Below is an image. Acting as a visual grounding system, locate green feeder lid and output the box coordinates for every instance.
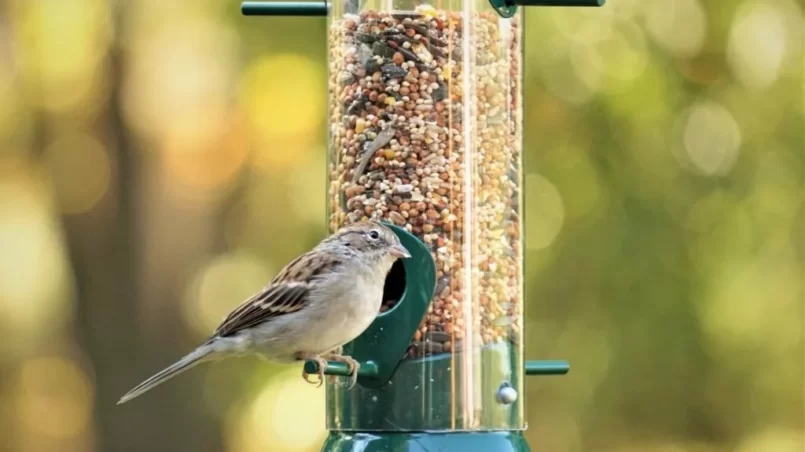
[241,0,604,18]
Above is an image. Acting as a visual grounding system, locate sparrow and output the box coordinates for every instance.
[117,221,411,405]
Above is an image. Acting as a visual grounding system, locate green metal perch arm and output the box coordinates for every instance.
[306,358,569,377]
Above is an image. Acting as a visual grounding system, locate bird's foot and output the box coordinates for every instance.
[323,353,360,389]
[302,356,327,388]
[324,347,343,384]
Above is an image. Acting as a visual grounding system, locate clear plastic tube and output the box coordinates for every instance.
[327,0,524,431]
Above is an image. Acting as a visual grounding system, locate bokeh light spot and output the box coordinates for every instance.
[123,18,238,141]
[226,371,326,452]
[572,22,648,92]
[728,1,788,90]
[541,39,600,105]
[702,254,800,350]
[735,427,805,452]
[184,251,273,337]
[238,53,325,168]
[644,0,707,58]
[15,0,111,113]
[550,8,615,44]
[681,101,742,176]
[14,356,94,438]
[0,162,72,353]
[162,110,250,195]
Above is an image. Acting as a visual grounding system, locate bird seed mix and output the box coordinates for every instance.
[328,5,523,359]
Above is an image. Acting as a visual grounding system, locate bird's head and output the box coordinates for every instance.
[325,221,411,263]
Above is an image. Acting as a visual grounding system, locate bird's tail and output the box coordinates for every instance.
[117,342,216,405]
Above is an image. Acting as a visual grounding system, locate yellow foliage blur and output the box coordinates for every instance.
[0,0,801,451]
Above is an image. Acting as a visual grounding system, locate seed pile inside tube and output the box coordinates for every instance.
[328,5,522,358]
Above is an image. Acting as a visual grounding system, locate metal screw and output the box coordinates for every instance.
[496,381,518,405]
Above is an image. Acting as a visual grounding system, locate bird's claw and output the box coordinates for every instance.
[302,357,327,388]
[346,358,360,389]
[324,354,360,389]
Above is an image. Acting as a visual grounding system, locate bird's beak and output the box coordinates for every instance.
[390,243,411,259]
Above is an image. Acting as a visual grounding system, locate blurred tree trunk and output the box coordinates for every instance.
[66,3,223,451]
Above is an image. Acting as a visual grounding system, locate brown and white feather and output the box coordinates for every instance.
[214,251,345,337]
[117,222,407,405]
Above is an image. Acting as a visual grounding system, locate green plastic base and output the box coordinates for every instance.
[326,342,523,430]
[321,431,530,452]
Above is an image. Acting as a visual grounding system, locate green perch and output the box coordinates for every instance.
[304,359,379,378]
[306,358,569,378]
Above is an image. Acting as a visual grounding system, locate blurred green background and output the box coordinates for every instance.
[0,0,802,451]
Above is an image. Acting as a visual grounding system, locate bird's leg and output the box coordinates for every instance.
[321,353,361,389]
[299,355,327,388]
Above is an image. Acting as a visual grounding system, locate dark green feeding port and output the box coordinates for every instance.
[242,1,602,450]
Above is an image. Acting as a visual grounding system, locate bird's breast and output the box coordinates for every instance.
[302,272,384,353]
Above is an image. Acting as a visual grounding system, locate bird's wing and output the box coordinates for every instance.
[213,251,343,337]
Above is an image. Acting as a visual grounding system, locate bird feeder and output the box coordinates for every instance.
[242,1,603,450]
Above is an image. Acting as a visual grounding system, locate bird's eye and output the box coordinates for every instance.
[368,230,380,240]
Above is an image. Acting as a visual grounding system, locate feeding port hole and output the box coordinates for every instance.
[380,259,406,313]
